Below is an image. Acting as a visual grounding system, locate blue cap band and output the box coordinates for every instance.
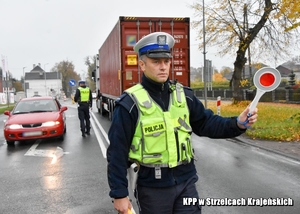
[139,44,169,56]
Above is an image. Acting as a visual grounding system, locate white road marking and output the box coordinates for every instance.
[90,114,107,158]
[59,103,109,158]
[90,111,109,144]
[24,141,69,163]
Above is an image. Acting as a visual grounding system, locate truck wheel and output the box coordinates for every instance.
[108,100,113,121]
[100,103,104,116]
[108,111,112,121]
[99,98,105,116]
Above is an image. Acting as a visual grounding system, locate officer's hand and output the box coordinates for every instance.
[237,106,258,129]
[113,197,132,214]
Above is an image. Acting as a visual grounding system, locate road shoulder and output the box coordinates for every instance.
[235,134,300,162]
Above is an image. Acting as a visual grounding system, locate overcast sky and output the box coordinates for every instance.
[0,0,298,80]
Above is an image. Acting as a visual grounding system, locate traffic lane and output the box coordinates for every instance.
[0,107,114,214]
[91,108,300,213]
[66,100,111,134]
[193,135,300,214]
[75,103,300,213]
[90,107,111,134]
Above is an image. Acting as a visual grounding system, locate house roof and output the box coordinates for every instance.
[30,65,44,73]
[278,61,300,73]
[25,71,60,80]
[275,65,291,77]
[24,64,60,80]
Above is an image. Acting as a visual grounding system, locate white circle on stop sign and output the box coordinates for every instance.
[249,67,281,114]
[253,67,281,92]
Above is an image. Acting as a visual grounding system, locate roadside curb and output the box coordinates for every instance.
[233,136,300,162]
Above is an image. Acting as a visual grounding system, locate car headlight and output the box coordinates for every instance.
[42,121,60,127]
[6,124,22,129]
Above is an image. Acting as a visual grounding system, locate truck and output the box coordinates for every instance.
[95,16,190,120]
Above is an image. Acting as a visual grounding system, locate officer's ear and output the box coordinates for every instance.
[138,58,146,71]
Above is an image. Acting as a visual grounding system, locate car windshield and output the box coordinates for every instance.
[13,99,58,114]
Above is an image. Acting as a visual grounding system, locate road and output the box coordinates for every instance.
[0,99,299,214]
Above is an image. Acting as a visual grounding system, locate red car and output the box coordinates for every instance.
[3,96,68,146]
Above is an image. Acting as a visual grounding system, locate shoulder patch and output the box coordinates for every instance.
[183,86,193,92]
[115,92,135,112]
[115,93,127,104]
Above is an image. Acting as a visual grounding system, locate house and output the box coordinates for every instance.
[222,62,300,83]
[275,65,291,80]
[25,63,62,98]
[277,61,300,81]
[223,63,269,81]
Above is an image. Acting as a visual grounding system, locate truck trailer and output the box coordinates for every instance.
[95,16,190,120]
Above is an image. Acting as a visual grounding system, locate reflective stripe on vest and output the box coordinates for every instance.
[126,83,193,168]
[78,87,90,102]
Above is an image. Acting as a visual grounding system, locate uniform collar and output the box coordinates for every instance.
[141,74,169,93]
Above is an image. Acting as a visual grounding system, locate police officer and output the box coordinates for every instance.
[107,32,258,214]
[74,80,93,137]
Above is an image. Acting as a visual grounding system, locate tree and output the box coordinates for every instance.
[51,61,80,96]
[220,66,232,77]
[280,0,300,31]
[191,0,299,102]
[12,78,23,92]
[213,72,226,82]
[84,55,97,92]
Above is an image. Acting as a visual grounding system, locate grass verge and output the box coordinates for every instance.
[206,101,300,142]
[0,105,15,114]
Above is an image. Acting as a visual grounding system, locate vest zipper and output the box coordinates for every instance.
[174,129,180,162]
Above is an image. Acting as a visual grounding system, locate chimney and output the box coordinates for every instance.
[38,63,41,67]
[33,64,35,68]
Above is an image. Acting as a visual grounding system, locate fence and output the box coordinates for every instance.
[193,88,300,104]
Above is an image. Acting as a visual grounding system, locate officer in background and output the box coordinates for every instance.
[74,80,93,137]
[107,32,258,213]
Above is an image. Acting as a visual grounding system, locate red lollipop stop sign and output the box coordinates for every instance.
[260,73,275,87]
[249,67,281,114]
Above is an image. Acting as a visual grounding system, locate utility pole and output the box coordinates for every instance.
[242,4,253,80]
[57,71,60,97]
[244,4,252,78]
[6,72,9,107]
[23,67,26,93]
[203,0,207,108]
[44,63,49,96]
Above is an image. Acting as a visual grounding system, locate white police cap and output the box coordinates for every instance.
[133,32,175,58]
[78,80,85,85]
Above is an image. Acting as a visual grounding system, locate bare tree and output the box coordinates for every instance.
[84,55,97,92]
[52,60,80,95]
[191,0,299,101]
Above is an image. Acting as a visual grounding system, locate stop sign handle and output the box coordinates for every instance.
[249,88,266,114]
[248,67,281,115]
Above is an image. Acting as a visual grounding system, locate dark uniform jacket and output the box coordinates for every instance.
[107,74,246,199]
[74,86,93,108]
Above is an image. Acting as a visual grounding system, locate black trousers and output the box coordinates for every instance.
[77,104,90,133]
[136,174,202,214]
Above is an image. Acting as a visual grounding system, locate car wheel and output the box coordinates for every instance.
[7,141,15,146]
[58,125,67,141]
[58,134,64,141]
